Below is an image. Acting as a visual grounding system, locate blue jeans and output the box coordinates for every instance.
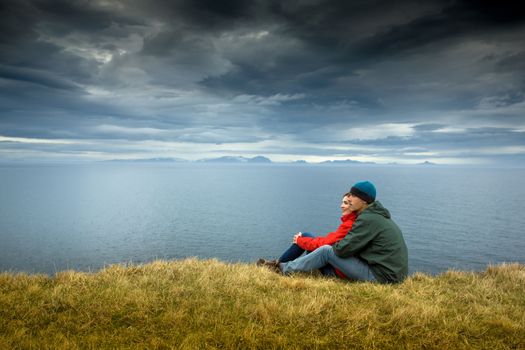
[279,233,335,276]
[280,245,376,282]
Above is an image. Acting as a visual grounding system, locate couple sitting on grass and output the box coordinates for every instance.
[257,181,408,284]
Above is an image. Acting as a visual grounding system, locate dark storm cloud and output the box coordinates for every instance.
[0,65,81,91]
[1,0,525,164]
[192,0,525,132]
[357,0,525,55]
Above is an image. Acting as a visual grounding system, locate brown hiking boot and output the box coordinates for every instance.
[256,259,281,273]
[256,258,267,266]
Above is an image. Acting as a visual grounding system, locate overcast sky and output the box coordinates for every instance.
[1,0,524,165]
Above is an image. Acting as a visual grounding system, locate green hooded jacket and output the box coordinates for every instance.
[332,201,408,283]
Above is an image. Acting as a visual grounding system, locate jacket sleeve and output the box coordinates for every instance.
[296,214,356,251]
[332,215,377,258]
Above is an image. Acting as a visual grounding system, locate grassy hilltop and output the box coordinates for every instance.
[1,259,524,349]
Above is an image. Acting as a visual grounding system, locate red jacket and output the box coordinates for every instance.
[296,212,356,251]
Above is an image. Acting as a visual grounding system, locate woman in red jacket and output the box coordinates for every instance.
[259,192,356,276]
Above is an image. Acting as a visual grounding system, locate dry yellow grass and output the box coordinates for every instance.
[1,259,524,349]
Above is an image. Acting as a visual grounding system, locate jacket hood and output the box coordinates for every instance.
[364,201,390,219]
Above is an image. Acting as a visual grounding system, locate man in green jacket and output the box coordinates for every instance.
[275,181,408,284]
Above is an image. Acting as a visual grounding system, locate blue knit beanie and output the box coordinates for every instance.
[350,181,376,204]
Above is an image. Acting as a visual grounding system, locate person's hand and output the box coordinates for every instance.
[293,232,302,244]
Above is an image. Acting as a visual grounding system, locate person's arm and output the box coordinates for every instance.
[296,213,356,251]
[332,215,377,257]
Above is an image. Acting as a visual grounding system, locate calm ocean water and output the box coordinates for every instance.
[1,163,524,276]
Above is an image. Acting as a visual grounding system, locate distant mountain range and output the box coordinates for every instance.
[105,156,272,163]
[197,156,272,163]
[320,159,376,165]
[104,156,439,166]
[105,157,188,163]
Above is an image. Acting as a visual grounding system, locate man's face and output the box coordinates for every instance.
[348,193,368,213]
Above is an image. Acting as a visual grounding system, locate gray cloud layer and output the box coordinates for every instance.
[1,0,525,164]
